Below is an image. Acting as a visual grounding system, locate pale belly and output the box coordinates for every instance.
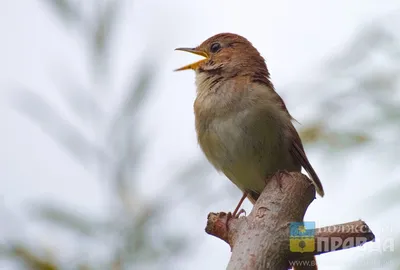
[197,108,299,195]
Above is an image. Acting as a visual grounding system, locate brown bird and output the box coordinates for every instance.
[175,33,323,270]
[175,33,324,209]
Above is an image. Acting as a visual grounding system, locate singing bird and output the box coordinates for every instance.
[175,33,324,215]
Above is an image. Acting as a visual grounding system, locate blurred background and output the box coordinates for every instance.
[0,0,399,269]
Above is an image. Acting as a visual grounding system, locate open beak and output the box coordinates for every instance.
[174,48,209,71]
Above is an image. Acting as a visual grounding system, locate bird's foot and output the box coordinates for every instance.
[231,192,247,217]
[226,209,246,231]
[232,208,247,218]
[226,193,248,230]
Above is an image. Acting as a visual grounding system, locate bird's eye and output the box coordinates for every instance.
[210,43,221,53]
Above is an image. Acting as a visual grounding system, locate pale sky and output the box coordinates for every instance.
[1,0,400,269]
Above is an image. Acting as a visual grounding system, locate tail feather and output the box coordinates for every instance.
[291,135,324,197]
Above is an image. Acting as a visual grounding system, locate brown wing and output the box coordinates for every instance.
[272,88,325,197]
[290,127,325,196]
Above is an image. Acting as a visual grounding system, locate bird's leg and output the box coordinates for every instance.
[232,192,247,218]
[226,192,247,230]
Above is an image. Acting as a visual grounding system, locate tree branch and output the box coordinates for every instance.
[205,172,375,270]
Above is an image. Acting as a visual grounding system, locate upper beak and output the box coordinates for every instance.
[174,47,209,71]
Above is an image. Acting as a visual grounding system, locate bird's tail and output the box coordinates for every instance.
[291,142,325,197]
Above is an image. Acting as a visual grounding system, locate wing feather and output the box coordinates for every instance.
[271,87,325,197]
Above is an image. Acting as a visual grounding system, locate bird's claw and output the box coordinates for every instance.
[226,209,247,230]
[231,208,246,219]
[235,208,247,218]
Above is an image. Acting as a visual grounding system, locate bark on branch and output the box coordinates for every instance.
[205,172,375,270]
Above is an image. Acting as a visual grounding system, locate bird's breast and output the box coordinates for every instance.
[195,103,290,193]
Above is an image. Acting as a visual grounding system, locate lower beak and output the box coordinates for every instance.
[174,48,208,71]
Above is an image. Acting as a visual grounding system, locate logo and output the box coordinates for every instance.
[290,222,315,253]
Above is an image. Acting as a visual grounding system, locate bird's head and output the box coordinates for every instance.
[175,33,269,80]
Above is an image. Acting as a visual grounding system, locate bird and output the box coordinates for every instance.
[174,33,324,270]
[175,33,324,211]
